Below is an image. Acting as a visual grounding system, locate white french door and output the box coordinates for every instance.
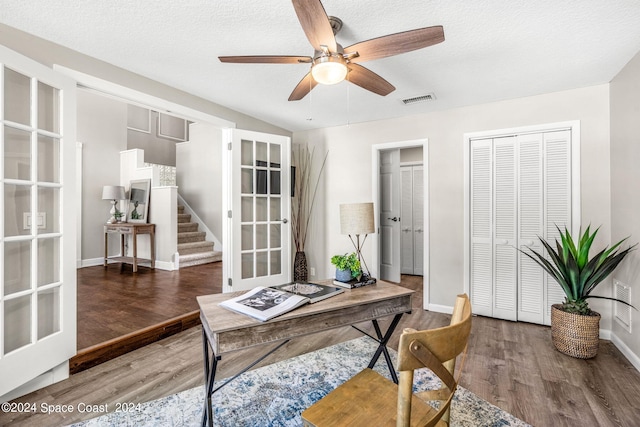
[224,129,291,292]
[0,46,77,397]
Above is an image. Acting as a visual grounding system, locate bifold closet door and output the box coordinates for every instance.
[470,130,572,325]
[492,136,518,321]
[517,133,545,324]
[400,165,424,276]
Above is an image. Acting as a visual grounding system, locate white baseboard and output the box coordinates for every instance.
[426,303,454,314]
[81,257,104,267]
[611,332,640,372]
[1,361,68,403]
[79,257,175,271]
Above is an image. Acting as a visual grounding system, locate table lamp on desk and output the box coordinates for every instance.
[340,202,376,282]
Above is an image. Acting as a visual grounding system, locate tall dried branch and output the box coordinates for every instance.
[291,146,328,252]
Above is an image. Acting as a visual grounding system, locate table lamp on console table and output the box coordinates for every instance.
[340,202,376,283]
[102,185,126,223]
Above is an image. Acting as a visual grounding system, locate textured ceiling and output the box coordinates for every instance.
[2,0,640,132]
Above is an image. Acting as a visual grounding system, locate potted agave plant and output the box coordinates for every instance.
[521,225,636,359]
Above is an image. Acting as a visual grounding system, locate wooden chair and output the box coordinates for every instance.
[301,294,472,427]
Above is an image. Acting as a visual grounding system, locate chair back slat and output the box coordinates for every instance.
[395,294,472,427]
[396,294,472,372]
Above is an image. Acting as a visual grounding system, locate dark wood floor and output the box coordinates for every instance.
[77,262,222,349]
[3,269,640,426]
[71,262,222,372]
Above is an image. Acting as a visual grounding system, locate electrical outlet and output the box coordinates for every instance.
[310,267,316,277]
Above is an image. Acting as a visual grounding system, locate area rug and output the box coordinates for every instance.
[70,336,530,427]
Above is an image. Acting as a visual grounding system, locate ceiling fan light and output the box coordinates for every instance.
[311,56,348,85]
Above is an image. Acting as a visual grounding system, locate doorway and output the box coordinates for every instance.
[371,139,429,308]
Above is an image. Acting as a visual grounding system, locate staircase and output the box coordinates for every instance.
[177,205,222,268]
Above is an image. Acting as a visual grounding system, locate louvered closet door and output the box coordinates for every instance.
[400,167,414,274]
[470,129,573,325]
[413,166,424,275]
[517,133,545,324]
[544,130,572,322]
[493,137,518,321]
[470,139,493,316]
[400,165,425,276]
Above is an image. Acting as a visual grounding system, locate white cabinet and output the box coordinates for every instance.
[400,165,424,275]
[469,130,573,325]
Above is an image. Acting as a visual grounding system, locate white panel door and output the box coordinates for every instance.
[0,45,77,397]
[225,129,291,292]
[492,137,518,321]
[470,139,493,316]
[379,149,401,282]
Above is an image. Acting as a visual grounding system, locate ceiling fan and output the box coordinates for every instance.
[219,0,444,101]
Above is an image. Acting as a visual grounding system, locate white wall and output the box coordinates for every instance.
[176,122,224,246]
[610,50,640,363]
[294,85,611,317]
[76,90,127,261]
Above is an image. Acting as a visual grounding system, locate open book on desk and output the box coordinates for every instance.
[219,282,344,322]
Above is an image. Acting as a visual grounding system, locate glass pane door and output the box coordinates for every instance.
[227,129,290,291]
[1,45,76,397]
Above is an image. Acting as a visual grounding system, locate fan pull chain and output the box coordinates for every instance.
[348,85,351,127]
[346,72,350,127]
[307,76,313,121]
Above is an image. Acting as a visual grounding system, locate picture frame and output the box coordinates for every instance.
[126,179,151,223]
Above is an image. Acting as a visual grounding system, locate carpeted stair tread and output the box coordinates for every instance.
[178,231,206,244]
[178,251,222,267]
[178,241,215,255]
[178,222,199,233]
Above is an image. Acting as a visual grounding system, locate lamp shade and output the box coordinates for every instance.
[340,203,375,235]
[102,185,125,201]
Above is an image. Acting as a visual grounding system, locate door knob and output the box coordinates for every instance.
[387,217,399,222]
[275,218,288,224]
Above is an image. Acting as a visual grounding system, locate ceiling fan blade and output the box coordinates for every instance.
[289,72,318,101]
[344,26,444,63]
[347,63,395,96]
[291,0,337,52]
[219,55,312,64]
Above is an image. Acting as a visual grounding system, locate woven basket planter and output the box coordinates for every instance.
[550,304,601,359]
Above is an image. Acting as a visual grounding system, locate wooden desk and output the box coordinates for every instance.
[104,223,156,273]
[197,280,413,427]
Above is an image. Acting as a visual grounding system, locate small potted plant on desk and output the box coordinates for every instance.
[521,225,636,359]
[331,252,361,283]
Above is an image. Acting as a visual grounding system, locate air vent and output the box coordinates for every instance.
[614,279,632,332]
[401,93,436,105]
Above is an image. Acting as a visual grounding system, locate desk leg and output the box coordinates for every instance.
[201,327,219,427]
[367,313,404,384]
[104,231,108,267]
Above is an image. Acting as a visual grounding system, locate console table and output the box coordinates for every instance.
[197,280,414,427]
[104,223,156,273]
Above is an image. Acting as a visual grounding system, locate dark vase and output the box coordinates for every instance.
[294,251,308,282]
